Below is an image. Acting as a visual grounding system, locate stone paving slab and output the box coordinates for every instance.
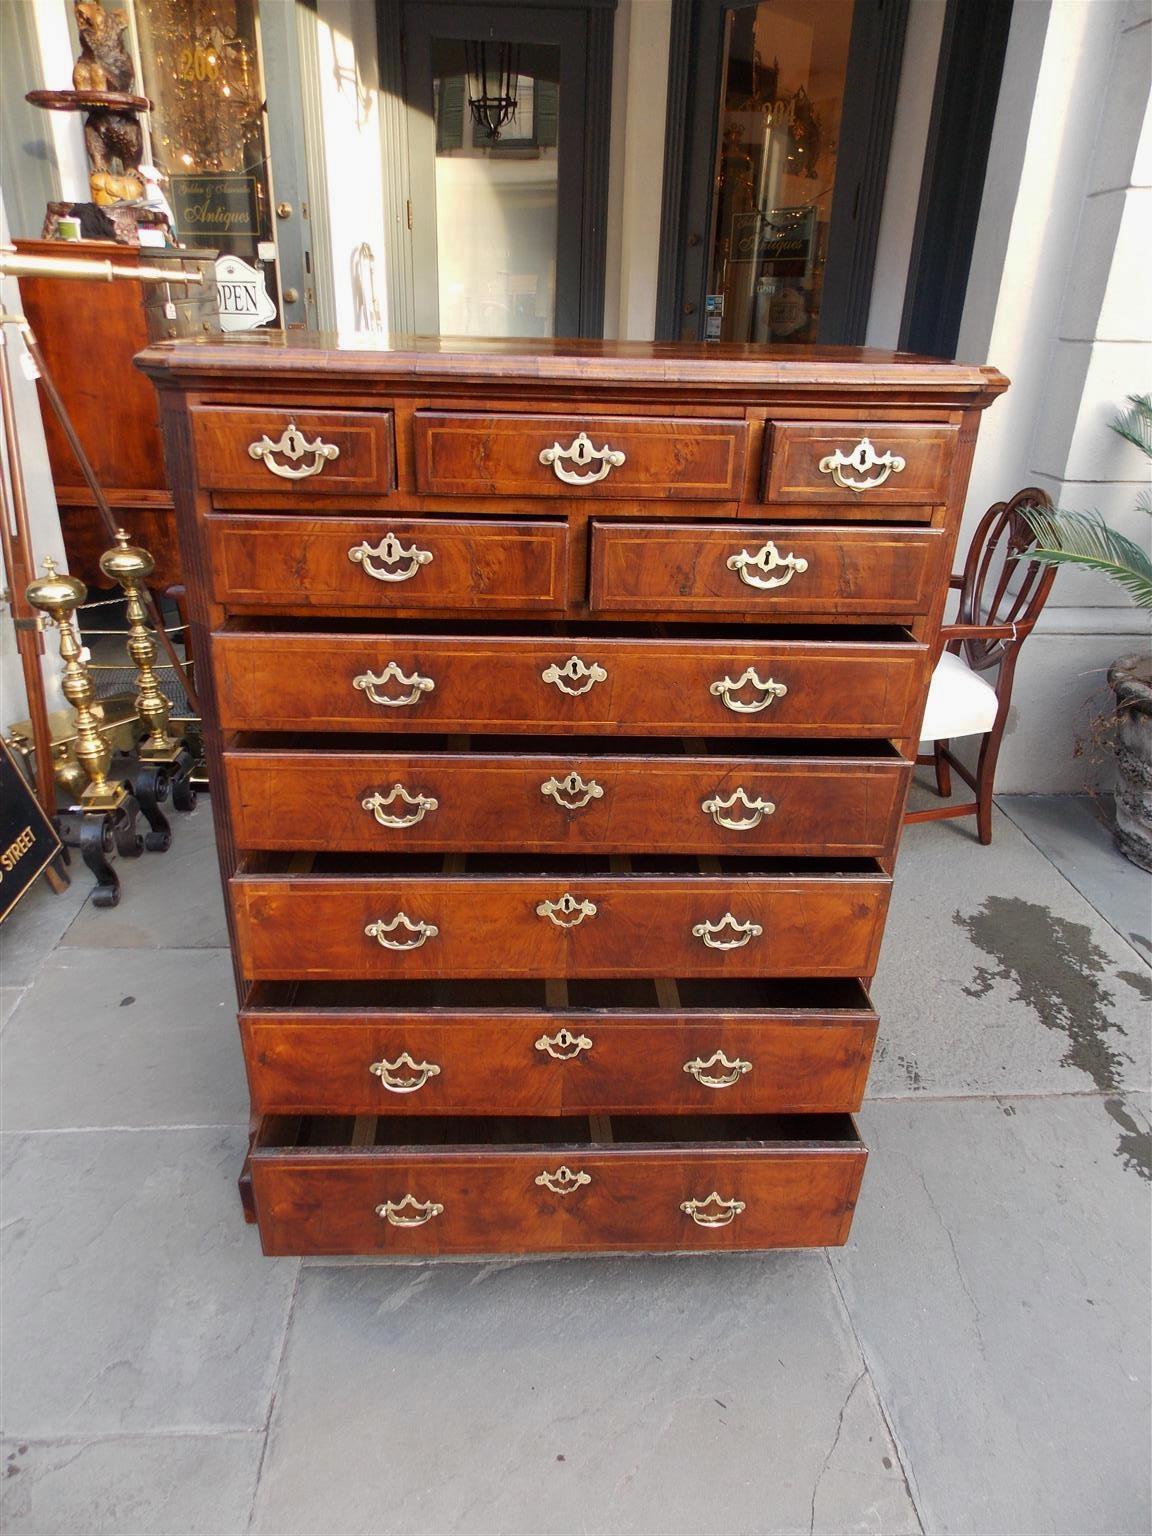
[0,873,88,990]
[0,986,25,1032]
[832,1093,1152,1536]
[0,1434,262,1536]
[871,801,1151,1099]
[0,1128,298,1438]
[252,1255,919,1536]
[1,947,245,1131]
[999,793,1151,963]
[61,806,228,951]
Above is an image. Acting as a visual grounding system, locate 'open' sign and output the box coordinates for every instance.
[215,254,277,332]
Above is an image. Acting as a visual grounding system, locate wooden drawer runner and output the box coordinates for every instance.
[212,629,927,739]
[413,412,748,500]
[242,979,878,1116]
[191,406,394,494]
[230,862,892,980]
[763,420,958,508]
[590,522,945,617]
[206,515,567,612]
[250,1112,867,1255]
[225,744,910,856]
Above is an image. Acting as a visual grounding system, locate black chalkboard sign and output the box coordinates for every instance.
[0,738,62,923]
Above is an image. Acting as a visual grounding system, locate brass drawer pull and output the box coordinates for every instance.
[680,1192,746,1228]
[727,540,808,590]
[692,912,763,951]
[684,1050,753,1089]
[534,1028,593,1060]
[541,771,604,811]
[539,431,626,486]
[353,662,435,708]
[701,787,776,831]
[365,912,439,950]
[247,420,340,480]
[369,1052,442,1093]
[535,1166,592,1196]
[362,783,439,829]
[709,668,787,714]
[536,892,597,928]
[818,436,906,493]
[542,655,607,696]
[348,533,434,584]
[376,1194,444,1227]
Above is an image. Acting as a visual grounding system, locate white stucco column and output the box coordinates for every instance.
[957,0,1151,792]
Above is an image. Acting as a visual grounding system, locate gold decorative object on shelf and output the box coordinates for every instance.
[99,529,179,761]
[25,556,126,814]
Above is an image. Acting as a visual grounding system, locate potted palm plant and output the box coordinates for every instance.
[1020,394,1152,869]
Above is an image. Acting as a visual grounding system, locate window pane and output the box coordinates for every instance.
[431,39,560,338]
[134,0,273,263]
[706,0,855,344]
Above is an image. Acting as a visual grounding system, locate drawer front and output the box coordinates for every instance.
[191,406,394,493]
[242,1009,877,1116]
[213,632,927,739]
[231,872,891,980]
[206,516,567,612]
[225,750,910,856]
[764,421,958,507]
[590,522,945,617]
[414,412,748,500]
[251,1127,867,1255]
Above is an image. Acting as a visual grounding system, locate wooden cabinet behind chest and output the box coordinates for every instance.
[139,337,1006,1258]
[16,238,195,589]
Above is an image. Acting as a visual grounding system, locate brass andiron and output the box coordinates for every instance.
[25,555,142,905]
[99,530,196,848]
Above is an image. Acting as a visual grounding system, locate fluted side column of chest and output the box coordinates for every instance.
[139,337,1006,1257]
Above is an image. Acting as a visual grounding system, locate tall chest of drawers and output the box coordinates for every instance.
[139,337,1006,1257]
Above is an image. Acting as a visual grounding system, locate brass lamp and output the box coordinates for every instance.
[99,529,180,761]
[25,556,127,813]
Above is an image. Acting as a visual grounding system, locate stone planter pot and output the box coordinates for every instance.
[1108,653,1152,872]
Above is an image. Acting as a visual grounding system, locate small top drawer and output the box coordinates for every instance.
[763,421,958,508]
[191,406,395,494]
[414,412,748,500]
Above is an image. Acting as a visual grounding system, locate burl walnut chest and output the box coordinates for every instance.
[138,336,1006,1257]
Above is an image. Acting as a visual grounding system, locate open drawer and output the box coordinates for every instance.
[230,853,893,982]
[249,1111,867,1254]
[240,977,879,1117]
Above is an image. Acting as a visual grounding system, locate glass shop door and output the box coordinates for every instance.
[402,3,600,338]
[705,0,856,344]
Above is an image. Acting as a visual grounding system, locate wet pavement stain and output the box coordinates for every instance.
[954,895,1148,1176]
[896,1054,924,1091]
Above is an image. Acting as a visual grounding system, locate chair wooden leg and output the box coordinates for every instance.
[975,733,999,845]
[934,740,952,798]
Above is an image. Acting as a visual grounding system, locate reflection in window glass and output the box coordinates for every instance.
[432,39,560,337]
[134,0,273,262]
[707,0,854,343]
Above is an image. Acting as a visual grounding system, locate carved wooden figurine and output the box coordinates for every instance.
[72,1,145,205]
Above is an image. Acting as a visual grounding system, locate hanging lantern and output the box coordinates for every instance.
[465,39,519,140]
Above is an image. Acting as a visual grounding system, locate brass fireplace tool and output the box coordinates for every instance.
[25,555,143,906]
[100,529,197,848]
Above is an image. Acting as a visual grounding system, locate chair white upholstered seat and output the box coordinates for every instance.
[919,649,1000,743]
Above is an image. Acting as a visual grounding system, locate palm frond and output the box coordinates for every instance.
[1110,393,1152,459]
[1017,505,1152,609]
